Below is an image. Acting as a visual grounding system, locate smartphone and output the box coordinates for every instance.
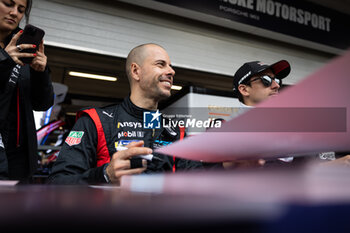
[16,24,45,64]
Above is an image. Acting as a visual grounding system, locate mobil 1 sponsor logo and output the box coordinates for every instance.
[118,131,145,138]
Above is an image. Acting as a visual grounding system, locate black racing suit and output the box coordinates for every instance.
[48,97,205,184]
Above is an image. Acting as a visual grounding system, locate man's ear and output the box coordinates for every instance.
[130,63,141,81]
[238,84,250,98]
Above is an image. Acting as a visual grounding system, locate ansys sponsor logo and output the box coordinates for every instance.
[117,122,142,129]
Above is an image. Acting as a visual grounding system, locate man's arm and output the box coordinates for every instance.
[48,115,149,185]
[48,115,105,185]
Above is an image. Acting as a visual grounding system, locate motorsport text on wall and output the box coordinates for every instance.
[220,0,331,32]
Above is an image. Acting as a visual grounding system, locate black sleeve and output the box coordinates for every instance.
[0,49,16,88]
[47,115,106,185]
[0,49,16,128]
[0,145,9,180]
[30,66,54,111]
[176,158,223,171]
[176,158,204,171]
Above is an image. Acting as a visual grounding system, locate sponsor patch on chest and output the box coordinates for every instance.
[115,140,142,150]
[117,131,145,139]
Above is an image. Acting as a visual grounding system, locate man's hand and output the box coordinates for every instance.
[105,141,150,185]
[319,155,350,168]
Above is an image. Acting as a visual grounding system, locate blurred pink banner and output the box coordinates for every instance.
[156,50,350,162]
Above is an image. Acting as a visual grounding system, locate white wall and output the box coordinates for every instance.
[28,0,333,85]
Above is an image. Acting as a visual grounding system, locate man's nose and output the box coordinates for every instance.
[167,65,175,77]
[271,80,280,89]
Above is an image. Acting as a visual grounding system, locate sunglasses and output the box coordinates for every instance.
[246,75,282,87]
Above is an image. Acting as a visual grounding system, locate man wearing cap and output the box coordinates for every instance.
[231,60,350,168]
[232,60,290,107]
[222,60,293,169]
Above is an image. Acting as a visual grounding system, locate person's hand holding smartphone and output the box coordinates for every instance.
[29,39,47,72]
[5,24,47,71]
